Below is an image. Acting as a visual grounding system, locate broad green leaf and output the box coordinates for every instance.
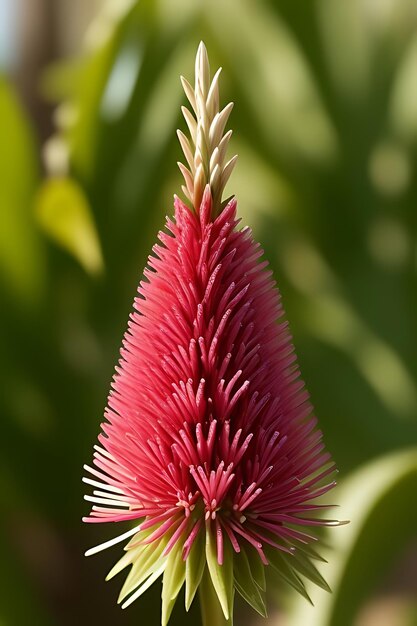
[35,177,103,275]
[161,546,186,626]
[288,448,417,626]
[390,34,417,140]
[205,526,234,621]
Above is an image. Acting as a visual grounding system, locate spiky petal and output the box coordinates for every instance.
[177,41,237,214]
[83,42,341,625]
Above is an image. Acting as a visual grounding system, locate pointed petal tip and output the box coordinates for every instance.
[225,195,237,210]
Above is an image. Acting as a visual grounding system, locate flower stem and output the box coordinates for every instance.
[199,569,231,626]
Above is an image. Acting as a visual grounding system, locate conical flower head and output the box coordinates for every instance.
[84,42,342,624]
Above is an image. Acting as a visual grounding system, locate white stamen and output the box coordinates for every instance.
[92,489,131,501]
[85,524,141,557]
[82,476,124,494]
[84,495,129,507]
[93,444,115,461]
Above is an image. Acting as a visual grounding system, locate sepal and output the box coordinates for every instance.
[234,549,267,617]
[161,546,186,626]
[205,526,234,620]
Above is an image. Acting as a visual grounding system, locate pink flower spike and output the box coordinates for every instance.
[83,41,344,626]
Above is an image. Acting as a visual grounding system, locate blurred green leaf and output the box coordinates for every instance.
[205,0,338,168]
[0,76,45,307]
[287,448,417,626]
[35,177,104,275]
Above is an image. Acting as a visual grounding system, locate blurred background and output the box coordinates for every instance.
[1,0,417,624]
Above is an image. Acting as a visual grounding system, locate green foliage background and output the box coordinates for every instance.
[1,0,417,624]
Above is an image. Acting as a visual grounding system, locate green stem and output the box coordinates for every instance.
[199,569,230,626]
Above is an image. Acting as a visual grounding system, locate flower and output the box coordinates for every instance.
[83,42,342,625]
